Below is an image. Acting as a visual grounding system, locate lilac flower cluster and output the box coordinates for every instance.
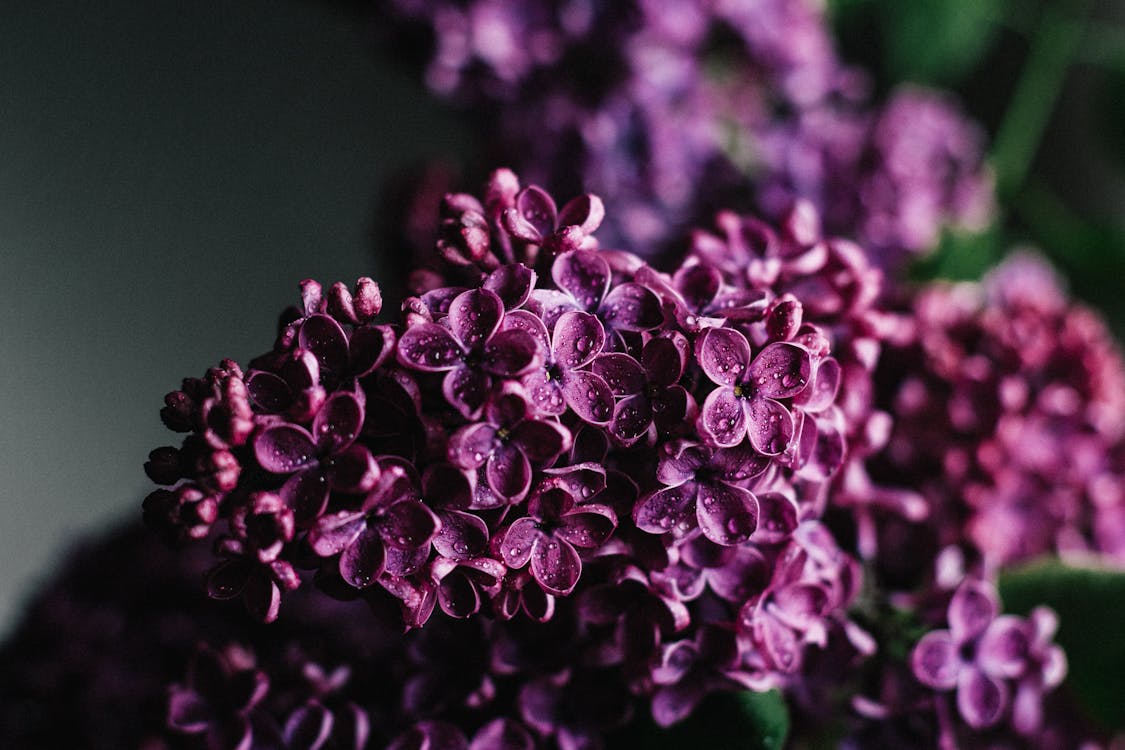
[872,253,1125,570]
[139,171,889,746]
[377,1,993,267]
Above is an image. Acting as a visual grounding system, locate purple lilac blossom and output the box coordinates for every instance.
[871,252,1125,571]
[377,2,993,269]
[135,171,885,746]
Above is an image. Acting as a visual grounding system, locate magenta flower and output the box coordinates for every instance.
[511,308,616,425]
[307,461,440,590]
[397,287,540,419]
[910,579,1065,730]
[447,386,571,504]
[696,326,812,453]
[634,440,768,546]
[498,481,617,596]
[592,334,695,445]
[254,390,380,526]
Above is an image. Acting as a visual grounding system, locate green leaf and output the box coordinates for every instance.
[877,0,1004,86]
[908,224,1002,282]
[999,560,1125,732]
[610,689,790,750]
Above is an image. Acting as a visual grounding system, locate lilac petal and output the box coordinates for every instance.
[244,568,282,623]
[978,616,1030,679]
[447,422,498,470]
[502,207,544,244]
[255,425,317,474]
[398,323,463,372]
[246,370,292,413]
[634,484,697,538]
[442,366,490,420]
[794,357,841,412]
[652,680,706,728]
[525,289,580,333]
[710,443,772,483]
[500,517,540,569]
[697,327,751,387]
[590,353,646,397]
[530,537,582,595]
[552,249,609,311]
[436,569,483,619]
[522,370,567,416]
[339,525,385,589]
[709,548,769,602]
[611,394,652,443]
[448,289,503,351]
[561,369,615,425]
[758,614,801,673]
[642,334,689,386]
[434,509,489,559]
[326,449,378,494]
[389,721,469,750]
[599,283,663,332]
[299,314,349,375]
[673,264,722,312]
[470,718,535,750]
[384,544,430,577]
[805,418,846,480]
[655,441,707,486]
[283,703,333,750]
[281,470,331,526]
[699,387,746,448]
[206,558,249,600]
[950,579,999,643]
[350,324,395,378]
[1012,681,1044,736]
[748,342,812,399]
[312,392,364,454]
[552,311,605,369]
[484,264,536,310]
[501,309,551,353]
[482,329,539,376]
[557,194,604,234]
[308,511,366,557]
[510,419,570,464]
[557,505,616,549]
[167,687,211,733]
[765,296,803,342]
[957,668,1009,729]
[651,385,692,434]
[696,482,758,546]
[746,398,794,456]
[382,501,440,549]
[911,631,958,689]
[772,584,829,631]
[486,443,532,501]
[516,185,558,240]
[753,492,799,544]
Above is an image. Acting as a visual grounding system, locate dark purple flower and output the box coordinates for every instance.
[167,644,269,750]
[254,390,380,526]
[447,385,571,504]
[696,326,812,453]
[591,334,695,445]
[498,481,617,596]
[529,249,663,347]
[634,440,768,546]
[308,460,439,590]
[510,309,616,425]
[398,287,540,419]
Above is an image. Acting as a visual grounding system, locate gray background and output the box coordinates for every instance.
[0,1,464,630]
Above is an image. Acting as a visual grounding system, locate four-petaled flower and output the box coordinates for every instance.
[696,326,812,454]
